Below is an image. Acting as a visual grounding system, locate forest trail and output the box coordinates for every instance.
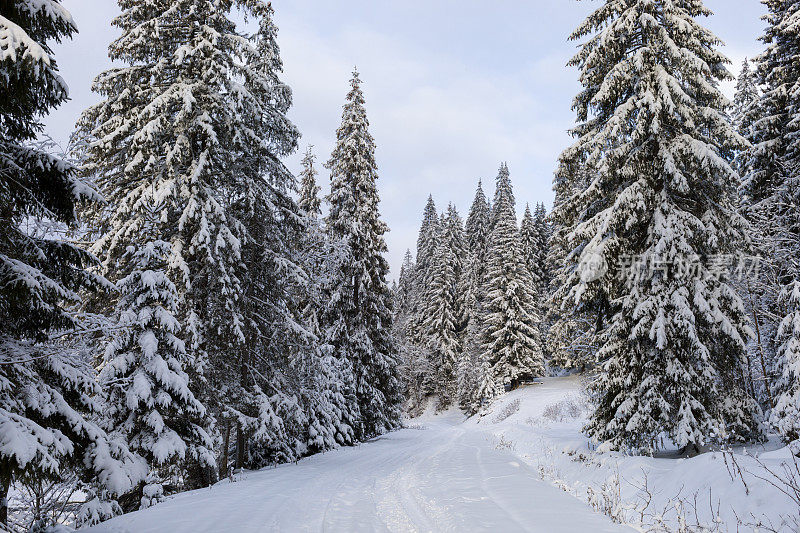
[89,406,631,533]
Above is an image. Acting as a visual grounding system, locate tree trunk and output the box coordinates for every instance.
[0,461,11,528]
[747,282,768,396]
[235,424,245,473]
[219,420,231,480]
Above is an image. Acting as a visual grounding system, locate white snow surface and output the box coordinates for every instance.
[86,377,799,532]
[88,383,631,532]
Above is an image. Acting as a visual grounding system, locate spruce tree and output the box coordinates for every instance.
[408,195,440,340]
[520,204,539,284]
[206,2,315,472]
[323,70,402,439]
[491,163,514,229]
[82,0,309,481]
[547,162,602,371]
[461,181,492,322]
[400,195,441,409]
[533,203,551,292]
[560,0,759,452]
[99,206,214,508]
[296,144,354,452]
[731,59,760,142]
[420,205,465,407]
[772,279,800,442]
[395,249,416,328]
[0,1,145,526]
[299,146,322,217]
[730,58,765,402]
[416,195,440,279]
[395,248,432,414]
[745,0,800,442]
[457,181,493,411]
[482,165,545,390]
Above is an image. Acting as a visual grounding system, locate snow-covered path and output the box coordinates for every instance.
[90,411,631,533]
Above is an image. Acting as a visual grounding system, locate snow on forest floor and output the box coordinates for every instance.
[87,377,799,532]
[467,376,800,532]
[88,382,631,532]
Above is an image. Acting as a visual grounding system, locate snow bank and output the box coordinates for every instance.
[469,377,800,532]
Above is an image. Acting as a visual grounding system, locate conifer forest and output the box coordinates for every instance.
[2,1,800,531]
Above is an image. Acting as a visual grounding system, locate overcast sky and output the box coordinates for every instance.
[44,0,768,278]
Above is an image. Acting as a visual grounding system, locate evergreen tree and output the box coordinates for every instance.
[420,205,465,407]
[0,1,145,526]
[482,165,545,390]
[395,249,431,415]
[461,181,492,322]
[395,249,416,327]
[560,0,759,453]
[491,163,514,229]
[532,203,551,293]
[323,70,403,440]
[731,59,760,141]
[408,195,440,340]
[745,0,800,442]
[547,161,603,371]
[416,195,440,279]
[520,204,539,283]
[299,145,322,217]
[772,278,800,442]
[457,181,493,411]
[82,0,309,482]
[458,317,499,415]
[294,145,353,452]
[399,195,441,410]
[99,206,214,509]
[730,58,766,403]
[211,2,313,473]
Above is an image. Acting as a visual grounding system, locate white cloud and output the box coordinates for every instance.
[45,0,768,279]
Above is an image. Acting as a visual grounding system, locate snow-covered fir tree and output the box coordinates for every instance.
[520,205,539,283]
[99,206,214,509]
[731,58,760,142]
[0,1,145,527]
[295,147,354,451]
[82,0,315,484]
[408,195,440,341]
[458,318,498,415]
[482,165,545,390]
[460,181,492,323]
[547,160,603,371]
[561,0,760,453]
[323,70,403,440]
[395,249,432,415]
[532,203,551,293]
[415,196,440,280]
[399,195,441,412]
[395,249,416,330]
[491,163,514,229]
[738,3,800,408]
[772,279,800,442]
[227,4,315,472]
[730,58,766,402]
[420,205,466,407]
[299,146,322,217]
[456,181,493,411]
[743,0,800,442]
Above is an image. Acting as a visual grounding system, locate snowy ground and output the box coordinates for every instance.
[87,390,631,532]
[87,377,800,532]
[467,377,800,532]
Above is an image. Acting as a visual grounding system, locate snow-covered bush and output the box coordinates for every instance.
[492,398,522,423]
[541,394,589,423]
